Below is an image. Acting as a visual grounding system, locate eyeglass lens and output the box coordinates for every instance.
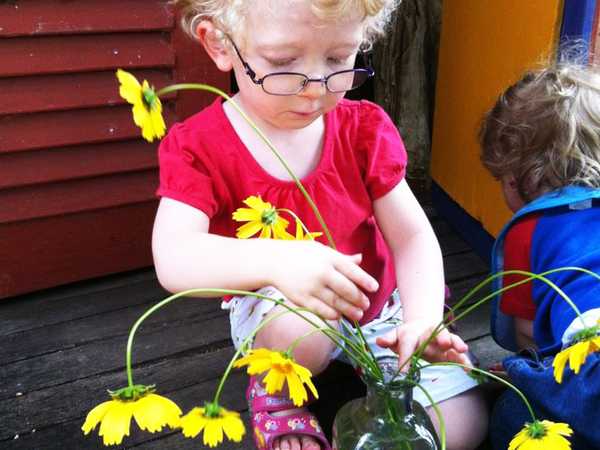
[261,69,371,95]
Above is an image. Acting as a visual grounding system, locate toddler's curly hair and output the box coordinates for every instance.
[172,0,398,49]
[480,63,600,202]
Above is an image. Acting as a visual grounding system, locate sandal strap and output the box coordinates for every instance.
[252,409,331,450]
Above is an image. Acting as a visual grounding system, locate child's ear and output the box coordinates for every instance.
[195,20,233,72]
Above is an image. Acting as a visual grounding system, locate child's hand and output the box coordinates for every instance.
[270,240,378,321]
[376,318,471,369]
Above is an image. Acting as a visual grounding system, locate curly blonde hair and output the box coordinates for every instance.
[480,63,600,202]
[173,0,398,48]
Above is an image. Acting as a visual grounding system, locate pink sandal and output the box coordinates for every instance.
[247,376,331,450]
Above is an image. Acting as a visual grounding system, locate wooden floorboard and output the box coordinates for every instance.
[0,204,508,450]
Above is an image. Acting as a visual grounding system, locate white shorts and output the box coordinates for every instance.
[222,286,478,407]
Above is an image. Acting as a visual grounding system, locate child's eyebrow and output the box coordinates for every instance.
[255,42,360,53]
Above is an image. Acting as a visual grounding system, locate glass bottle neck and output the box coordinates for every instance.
[365,379,414,417]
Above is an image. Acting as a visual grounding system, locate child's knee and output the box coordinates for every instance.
[427,387,488,450]
[254,313,336,373]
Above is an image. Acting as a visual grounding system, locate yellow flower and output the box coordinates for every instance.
[553,335,600,383]
[294,219,323,241]
[509,420,572,450]
[233,348,318,406]
[116,69,166,142]
[82,386,181,446]
[180,402,245,447]
[232,195,292,239]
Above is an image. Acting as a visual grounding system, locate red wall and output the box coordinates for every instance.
[0,0,229,298]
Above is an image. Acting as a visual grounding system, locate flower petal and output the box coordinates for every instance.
[286,371,308,406]
[263,368,286,394]
[116,69,142,105]
[569,341,589,374]
[181,407,208,438]
[221,410,246,442]
[82,400,114,435]
[133,394,181,432]
[236,221,264,239]
[553,348,570,383]
[203,417,225,447]
[243,195,270,211]
[232,207,262,222]
[98,401,134,446]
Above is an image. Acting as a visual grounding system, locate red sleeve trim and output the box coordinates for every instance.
[500,214,540,320]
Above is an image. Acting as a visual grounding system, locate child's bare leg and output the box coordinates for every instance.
[426,387,488,450]
[254,303,337,450]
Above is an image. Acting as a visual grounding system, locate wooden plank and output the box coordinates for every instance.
[0,69,173,116]
[0,169,157,224]
[0,202,157,299]
[0,140,157,190]
[431,217,472,256]
[0,104,175,154]
[0,273,163,336]
[444,251,489,283]
[0,294,224,364]
[466,335,512,370]
[0,33,174,78]
[0,347,247,447]
[0,0,173,37]
[171,10,232,119]
[0,307,232,400]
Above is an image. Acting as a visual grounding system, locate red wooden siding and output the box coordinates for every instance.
[0,0,229,298]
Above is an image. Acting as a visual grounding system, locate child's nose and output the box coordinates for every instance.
[299,78,327,98]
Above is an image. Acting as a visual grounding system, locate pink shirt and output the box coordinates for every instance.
[157,98,407,324]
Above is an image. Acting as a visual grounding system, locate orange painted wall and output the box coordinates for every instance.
[430,0,563,236]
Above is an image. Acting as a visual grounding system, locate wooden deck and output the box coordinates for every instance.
[0,202,510,449]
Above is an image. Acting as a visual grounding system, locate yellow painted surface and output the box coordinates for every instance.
[430,0,563,236]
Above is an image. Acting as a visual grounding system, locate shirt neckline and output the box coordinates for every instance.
[214,97,334,187]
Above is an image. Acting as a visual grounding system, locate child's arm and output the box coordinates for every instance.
[152,197,378,321]
[373,180,471,365]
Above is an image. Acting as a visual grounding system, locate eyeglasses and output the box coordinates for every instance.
[228,38,375,96]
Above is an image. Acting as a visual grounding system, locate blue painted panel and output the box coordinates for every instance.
[559,0,598,61]
[431,183,494,266]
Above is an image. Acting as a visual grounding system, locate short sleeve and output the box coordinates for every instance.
[358,101,407,200]
[500,214,539,320]
[156,123,219,217]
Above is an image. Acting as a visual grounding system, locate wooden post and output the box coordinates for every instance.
[374,0,442,194]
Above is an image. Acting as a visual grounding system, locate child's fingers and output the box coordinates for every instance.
[350,253,363,263]
[396,329,419,371]
[303,296,340,321]
[450,333,468,353]
[433,329,453,350]
[317,286,364,321]
[325,271,370,310]
[375,330,397,348]
[334,255,379,294]
[446,349,473,368]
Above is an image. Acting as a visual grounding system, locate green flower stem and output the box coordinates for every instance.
[213,307,301,403]
[413,382,446,450]
[277,208,312,237]
[403,267,600,374]
[284,325,375,374]
[156,84,335,250]
[156,83,379,377]
[422,362,537,422]
[287,327,333,353]
[125,288,376,389]
[156,83,374,359]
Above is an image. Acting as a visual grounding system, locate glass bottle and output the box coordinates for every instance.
[331,359,440,450]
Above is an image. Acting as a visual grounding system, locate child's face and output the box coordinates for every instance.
[230,2,365,130]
